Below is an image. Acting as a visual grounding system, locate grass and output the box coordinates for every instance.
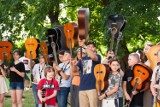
[4,89,35,107]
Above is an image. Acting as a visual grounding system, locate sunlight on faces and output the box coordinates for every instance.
[110,61,120,72]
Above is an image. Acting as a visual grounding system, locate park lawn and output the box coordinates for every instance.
[4,89,35,107]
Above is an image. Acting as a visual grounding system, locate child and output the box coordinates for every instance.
[37,65,59,107]
[123,53,150,107]
[99,57,122,107]
[0,60,8,107]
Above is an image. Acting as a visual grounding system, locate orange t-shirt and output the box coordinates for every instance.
[71,76,80,86]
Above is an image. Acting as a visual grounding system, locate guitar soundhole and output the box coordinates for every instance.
[134,77,141,84]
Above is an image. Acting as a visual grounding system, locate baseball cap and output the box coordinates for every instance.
[76,48,86,53]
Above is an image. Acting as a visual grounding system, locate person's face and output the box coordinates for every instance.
[13,52,20,60]
[144,45,151,54]
[58,54,64,62]
[77,51,85,60]
[63,52,71,61]
[110,61,120,72]
[39,56,45,63]
[46,69,55,79]
[107,51,115,59]
[87,44,96,52]
[128,55,136,67]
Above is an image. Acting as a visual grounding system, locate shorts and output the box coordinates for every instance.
[10,82,24,90]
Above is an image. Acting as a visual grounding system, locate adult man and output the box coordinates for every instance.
[72,40,101,107]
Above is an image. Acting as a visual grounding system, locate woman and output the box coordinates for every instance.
[32,54,46,107]
[9,49,25,107]
[0,59,8,107]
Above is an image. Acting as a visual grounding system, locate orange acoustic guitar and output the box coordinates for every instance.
[94,64,110,107]
[146,45,160,71]
[0,41,12,64]
[125,63,152,107]
[40,41,50,65]
[64,23,78,56]
[25,38,38,81]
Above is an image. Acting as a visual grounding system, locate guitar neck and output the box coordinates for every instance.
[51,42,58,65]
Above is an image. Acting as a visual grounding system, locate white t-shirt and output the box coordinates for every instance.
[19,56,30,71]
[32,63,46,84]
[58,63,71,88]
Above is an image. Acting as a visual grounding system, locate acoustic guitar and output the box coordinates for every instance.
[0,41,12,63]
[25,38,38,81]
[40,41,50,65]
[0,41,12,77]
[146,45,160,71]
[64,23,78,57]
[78,8,90,40]
[46,28,61,65]
[94,64,110,107]
[125,63,152,107]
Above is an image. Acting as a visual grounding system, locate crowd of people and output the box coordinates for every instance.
[0,39,160,107]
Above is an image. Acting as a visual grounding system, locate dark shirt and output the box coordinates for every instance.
[77,54,101,90]
[9,62,25,82]
[123,69,144,106]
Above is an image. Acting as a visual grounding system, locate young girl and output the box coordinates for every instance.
[0,59,8,107]
[9,49,25,107]
[99,57,122,107]
[37,65,59,107]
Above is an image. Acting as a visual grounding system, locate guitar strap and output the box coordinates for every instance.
[59,62,70,85]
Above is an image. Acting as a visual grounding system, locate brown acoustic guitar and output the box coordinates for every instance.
[25,38,38,81]
[126,63,152,107]
[40,41,50,65]
[94,64,110,107]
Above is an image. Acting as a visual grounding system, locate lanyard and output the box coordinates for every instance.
[39,64,45,79]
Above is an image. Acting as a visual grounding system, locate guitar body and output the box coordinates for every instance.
[94,64,110,92]
[78,8,90,40]
[131,63,152,90]
[146,45,160,71]
[0,41,12,61]
[40,42,50,65]
[46,28,61,51]
[64,23,78,49]
[25,38,38,59]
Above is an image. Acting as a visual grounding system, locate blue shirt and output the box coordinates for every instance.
[77,54,101,90]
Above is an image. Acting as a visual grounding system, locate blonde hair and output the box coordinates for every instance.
[44,65,55,77]
[129,53,140,63]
